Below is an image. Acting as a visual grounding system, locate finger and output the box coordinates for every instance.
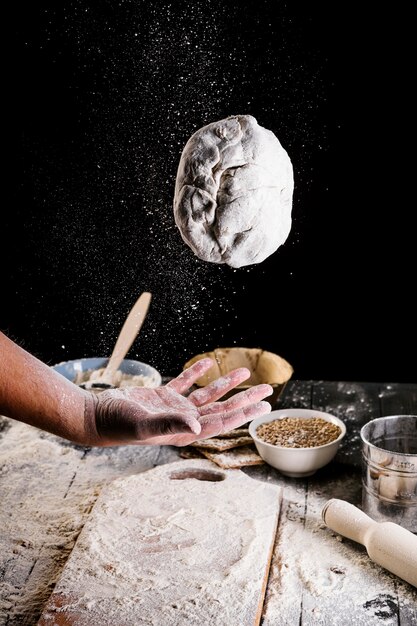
[198,400,272,438]
[166,358,214,394]
[199,384,273,415]
[188,368,251,406]
[135,414,202,440]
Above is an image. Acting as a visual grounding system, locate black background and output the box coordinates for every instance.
[2,1,415,382]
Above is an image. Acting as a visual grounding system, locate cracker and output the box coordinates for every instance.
[190,435,253,452]
[179,448,203,459]
[198,445,265,469]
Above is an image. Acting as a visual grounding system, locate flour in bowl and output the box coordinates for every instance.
[74,368,158,389]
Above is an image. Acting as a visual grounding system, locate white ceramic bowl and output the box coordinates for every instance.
[249,408,346,477]
[52,357,162,389]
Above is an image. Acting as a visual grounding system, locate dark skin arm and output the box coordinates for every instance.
[0,331,272,446]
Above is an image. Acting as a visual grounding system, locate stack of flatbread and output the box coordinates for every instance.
[180,426,264,469]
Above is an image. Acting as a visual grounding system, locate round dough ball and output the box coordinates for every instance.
[173,115,293,268]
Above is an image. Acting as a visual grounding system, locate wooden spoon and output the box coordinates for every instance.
[80,292,152,390]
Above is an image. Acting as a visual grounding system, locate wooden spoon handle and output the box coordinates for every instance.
[102,292,152,383]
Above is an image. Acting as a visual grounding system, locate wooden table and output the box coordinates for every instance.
[1,380,416,626]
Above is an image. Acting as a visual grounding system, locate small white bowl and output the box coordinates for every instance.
[249,408,346,477]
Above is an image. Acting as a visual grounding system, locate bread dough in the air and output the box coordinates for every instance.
[173,115,293,268]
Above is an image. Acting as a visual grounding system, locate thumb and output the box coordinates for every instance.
[136,414,202,440]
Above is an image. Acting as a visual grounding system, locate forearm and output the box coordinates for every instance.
[0,331,95,444]
[0,332,273,449]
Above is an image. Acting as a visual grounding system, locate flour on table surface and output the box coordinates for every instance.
[2,400,416,626]
[244,465,417,626]
[39,460,281,626]
[0,416,160,626]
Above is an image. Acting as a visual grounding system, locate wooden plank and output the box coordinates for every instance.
[249,382,417,626]
[251,462,415,626]
[275,380,313,410]
[244,464,308,626]
[153,444,182,466]
[0,420,87,626]
[0,419,160,626]
[1,381,416,626]
[312,381,381,467]
[378,383,417,416]
[38,460,282,626]
[300,467,404,626]
[65,443,161,500]
[396,580,417,626]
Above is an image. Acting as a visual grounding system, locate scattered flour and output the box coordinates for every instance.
[1,411,416,626]
[0,415,159,625]
[38,460,281,626]
[245,466,417,626]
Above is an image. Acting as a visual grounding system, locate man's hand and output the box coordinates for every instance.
[87,358,272,446]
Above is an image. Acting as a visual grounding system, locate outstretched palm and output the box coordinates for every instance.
[94,358,272,446]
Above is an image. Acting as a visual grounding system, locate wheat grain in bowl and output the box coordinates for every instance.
[256,416,342,448]
[249,409,346,477]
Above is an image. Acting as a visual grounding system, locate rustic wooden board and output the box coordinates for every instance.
[379,383,417,417]
[245,463,417,626]
[38,459,282,626]
[246,381,417,626]
[275,379,314,410]
[2,380,416,626]
[312,381,381,467]
[0,420,160,626]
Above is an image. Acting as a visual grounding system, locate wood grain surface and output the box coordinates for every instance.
[1,380,416,626]
[37,460,282,626]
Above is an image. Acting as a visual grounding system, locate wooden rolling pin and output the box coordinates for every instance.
[322,499,417,588]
